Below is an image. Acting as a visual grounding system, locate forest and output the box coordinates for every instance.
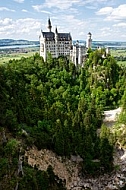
[0,49,126,189]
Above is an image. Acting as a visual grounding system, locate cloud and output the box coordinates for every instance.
[81,0,113,7]
[93,22,126,41]
[113,22,126,27]
[96,7,113,15]
[13,0,24,3]
[32,0,110,13]
[44,0,82,9]
[32,0,83,11]
[41,10,52,14]
[32,5,43,12]
[96,4,126,21]
[0,18,13,25]
[0,7,15,12]
[0,18,43,40]
[107,4,126,20]
[22,9,28,12]
[32,0,113,16]
[98,27,112,37]
[86,6,97,10]
[100,27,111,31]
[99,27,114,38]
[32,5,52,14]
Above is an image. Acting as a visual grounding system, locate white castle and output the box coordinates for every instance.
[39,19,92,65]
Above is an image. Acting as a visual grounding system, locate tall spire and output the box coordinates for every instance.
[48,18,52,32]
[55,26,58,34]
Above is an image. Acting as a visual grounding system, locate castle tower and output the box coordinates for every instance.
[40,19,72,61]
[86,32,92,49]
[78,46,82,65]
[48,18,52,32]
[106,47,110,55]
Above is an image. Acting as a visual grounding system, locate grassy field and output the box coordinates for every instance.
[110,49,126,57]
[117,61,126,66]
[110,49,126,66]
[0,47,39,65]
[0,47,126,66]
[0,52,38,64]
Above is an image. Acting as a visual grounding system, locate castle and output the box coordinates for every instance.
[39,19,92,65]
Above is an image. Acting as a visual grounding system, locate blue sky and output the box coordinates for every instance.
[0,0,126,41]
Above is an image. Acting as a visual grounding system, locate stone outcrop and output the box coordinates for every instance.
[103,107,122,127]
[25,146,126,190]
[25,108,126,189]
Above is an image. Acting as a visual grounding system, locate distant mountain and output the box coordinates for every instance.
[73,40,126,48]
[0,39,39,47]
[0,39,126,49]
[92,41,126,48]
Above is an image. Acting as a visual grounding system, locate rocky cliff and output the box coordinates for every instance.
[25,108,126,190]
[25,146,126,190]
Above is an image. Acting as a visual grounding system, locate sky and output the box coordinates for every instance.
[0,0,126,41]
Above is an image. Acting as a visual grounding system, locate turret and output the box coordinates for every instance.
[55,26,58,42]
[55,26,58,35]
[86,32,92,49]
[48,18,52,32]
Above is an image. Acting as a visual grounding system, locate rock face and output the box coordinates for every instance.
[25,147,81,189]
[25,146,126,190]
[103,107,122,127]
[25,108,126,189]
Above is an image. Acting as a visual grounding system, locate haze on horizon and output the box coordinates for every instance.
[0,0,126,41]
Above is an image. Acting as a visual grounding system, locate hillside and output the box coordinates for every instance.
[0,50,126,189]
[0,39,39,47]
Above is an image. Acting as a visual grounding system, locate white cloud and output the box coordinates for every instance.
[93,22,126,41]
[41,10,52,14]
[32,6,52,14]
[100,27,111,31]
[0,18,13,25]
[32,5,43,12]
[86,6,97,10]
[13,0,24,3]
[0,7,15,12]
[96,7,113,15]
[45,0,82,9]
[16,18,42,31]
[0,18,43,40]
[81,0,113,6]
[107,4,126,20]
[33,0,83,11]
[32,0,110,13]
[113,22,126,27]
[121,34,126,38]
[98,27,112,38]
[22,9,28,12]
[96,4,126,21]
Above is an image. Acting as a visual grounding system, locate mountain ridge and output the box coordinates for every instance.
[0,39,126,48]
[0,39,39,46]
